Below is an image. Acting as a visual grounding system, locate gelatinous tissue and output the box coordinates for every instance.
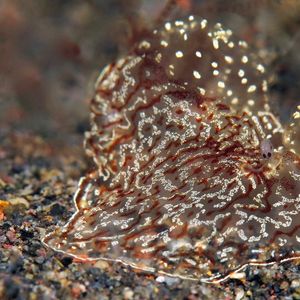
[43,17,300,283]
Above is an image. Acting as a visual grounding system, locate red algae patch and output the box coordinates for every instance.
[43,17,300,283]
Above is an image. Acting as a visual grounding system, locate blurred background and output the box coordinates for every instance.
[0,0,299,146]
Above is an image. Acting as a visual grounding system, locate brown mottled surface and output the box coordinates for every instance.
[1,129,300,300]
[1,0,300,299]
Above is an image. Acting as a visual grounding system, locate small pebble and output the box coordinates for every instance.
[123,287,134,300]
[292,279,300,288]
[235,288,245,300]
[280,281,289,290]
[94,260,110,270]
[8,197,30,208]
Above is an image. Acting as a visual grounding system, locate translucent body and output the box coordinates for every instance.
[43,17,300,283]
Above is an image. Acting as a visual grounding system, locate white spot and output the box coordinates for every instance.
[155,53,162,63]
[139,41,151,49]
[241,78,248,84]
[247,99,255,106]
[227,90,233,96]
[238,69,245,77]
[176,51,183,58]
[232,97,239,104]
[238,40,248,48]
[201,19,207,29]
[183,33,188,41]
[218,81,225,88]
[198,88,206,95]
[161,40,168,47]
[247,85,257,93]
[165,22,171,31]
[293,111,300,119]
[189,15,194,21]
[193,70,201,79]
[257,64,265,73]
[213,38,219,49]
[242,55,248,63]
[224,56,233,64]
[226,29,233,36]
[195,51,202,58]
[213,70,219,76]
[215,23,222,29]
[175,20,184,26]
[211,62,218,68]
[228,41,234,48]
[262,80,268,92]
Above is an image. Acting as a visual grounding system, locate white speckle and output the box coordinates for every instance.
[242,55,248,63]
[139,41,151,49]
[227,90,233,96]
[218,81,225,88]
[189,15,194,21]
[232,97,239,104]
[195,51,202,58]
[238,40,248,48]
[248,99,255,106]
[169,65,174,76]
[211,62,218,68]
[161,40,168,47]
[175,51,183,58]
[228,41,234,48]
[165,22,171,31]
[155,53,162,63]
[247,85,257,93]
[241,78,248,84]
[238,69,245,77]
[225,56,233,64]
[183,33,188,41]
[198,87,206,95]
[201,19,207,29]
[175,20,184,26]
[193,70,201,79]
[257,64,265,73]
[213,70,219,76]
[262,80,268,92]
[226,29,233,36]
[293,111,300,119]
[212,38,219,49]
